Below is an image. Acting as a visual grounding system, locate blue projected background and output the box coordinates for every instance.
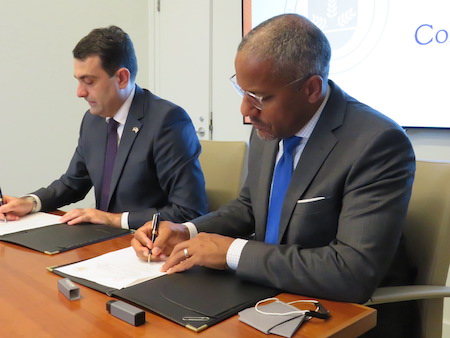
[249,0,450,128]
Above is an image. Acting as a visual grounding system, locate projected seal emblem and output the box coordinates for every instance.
[290,0,389,74]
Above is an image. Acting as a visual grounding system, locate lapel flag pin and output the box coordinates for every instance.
[132,127,139,133]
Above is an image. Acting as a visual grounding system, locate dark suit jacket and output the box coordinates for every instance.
[34,85,207,229]
[193,80,416,303]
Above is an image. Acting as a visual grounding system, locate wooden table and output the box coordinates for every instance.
[0,234,376,337]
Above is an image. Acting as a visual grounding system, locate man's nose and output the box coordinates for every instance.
[241,97,260,118]
[77,84,87,98]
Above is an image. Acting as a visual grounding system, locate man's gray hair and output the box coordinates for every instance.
[238,14,331,81]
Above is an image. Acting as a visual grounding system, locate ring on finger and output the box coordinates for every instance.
[183,248,189,258]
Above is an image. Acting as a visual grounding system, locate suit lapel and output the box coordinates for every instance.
[277,81,346,242]
[91,117,109,204]
[108,86,144,208]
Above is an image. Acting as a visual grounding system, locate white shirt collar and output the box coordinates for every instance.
[295,83,331,139]
[276,84,331,167]
[106,86,136,125]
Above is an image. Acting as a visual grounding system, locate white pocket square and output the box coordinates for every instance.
[297,197,325,204]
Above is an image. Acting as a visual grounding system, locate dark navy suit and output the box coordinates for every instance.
[34,85,207,229]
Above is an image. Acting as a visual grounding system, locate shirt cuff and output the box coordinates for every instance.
[22,194,41,213]
[121,212,129,229]
[226,238,248,270]
[183,222,198,238]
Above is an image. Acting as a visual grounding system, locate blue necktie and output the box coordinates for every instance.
[100,119,119,211]
[265,136,302,244]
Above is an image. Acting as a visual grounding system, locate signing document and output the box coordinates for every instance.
[0,212,61,236]
[55,246,166,289]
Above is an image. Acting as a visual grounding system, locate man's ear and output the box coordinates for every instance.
[304,75,325,104]
[116,67,131,89]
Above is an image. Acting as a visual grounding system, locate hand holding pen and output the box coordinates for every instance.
[147,212,160,263]
[0,187,7,223]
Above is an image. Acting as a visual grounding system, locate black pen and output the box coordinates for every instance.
[0,186,6,223]
[148,212,160,263]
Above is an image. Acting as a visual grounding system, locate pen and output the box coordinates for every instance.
[0,186,7,223]
[148,212,160,263]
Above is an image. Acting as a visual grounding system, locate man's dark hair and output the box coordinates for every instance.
[73,26,138,82]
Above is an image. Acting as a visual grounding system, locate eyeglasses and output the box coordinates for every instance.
[229,73,311,110]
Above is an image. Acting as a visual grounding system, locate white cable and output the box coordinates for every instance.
[254,297,319,316]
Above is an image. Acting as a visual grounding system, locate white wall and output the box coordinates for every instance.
[210,0,252,141]
[148,0,251,142]
[408,129,450,162]
[1,0,149,210]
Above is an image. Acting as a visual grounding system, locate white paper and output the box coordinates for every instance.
[0,212,61,236]
[55,246,166,290]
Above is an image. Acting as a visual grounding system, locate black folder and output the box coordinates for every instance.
[51,265,280,332]
[0,223,131,254]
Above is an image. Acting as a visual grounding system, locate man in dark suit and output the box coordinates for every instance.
[131,14,418,336]
[0,26,207,230]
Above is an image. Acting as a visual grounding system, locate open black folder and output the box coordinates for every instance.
[0,223,131,254]
[51,264,280,332]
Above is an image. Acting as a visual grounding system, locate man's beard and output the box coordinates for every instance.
[251,117,275,141]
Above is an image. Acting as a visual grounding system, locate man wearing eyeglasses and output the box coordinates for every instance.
[132,14,417,337]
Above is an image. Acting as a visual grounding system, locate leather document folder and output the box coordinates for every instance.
[51,265,280,332]
[0,223,131,254]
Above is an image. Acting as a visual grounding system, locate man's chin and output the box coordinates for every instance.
[255,129,275,141]
[89,109,107,118]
